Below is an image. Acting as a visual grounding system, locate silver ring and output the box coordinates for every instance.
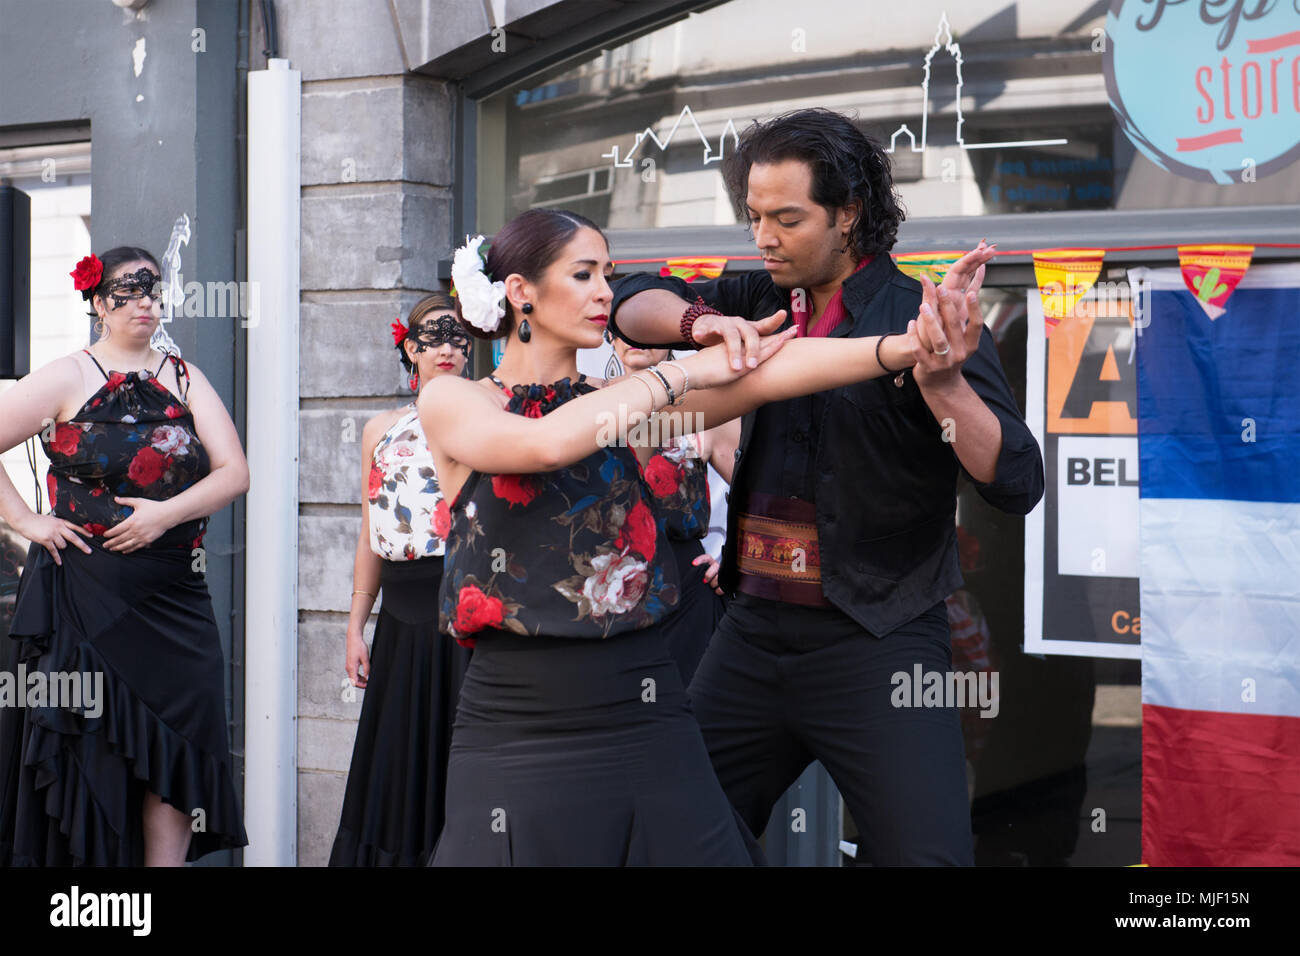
[934,343,951,356]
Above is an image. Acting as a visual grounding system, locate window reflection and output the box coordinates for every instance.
[481,0,1297,235]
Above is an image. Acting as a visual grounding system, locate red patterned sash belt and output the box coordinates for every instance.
[736,492,830,607]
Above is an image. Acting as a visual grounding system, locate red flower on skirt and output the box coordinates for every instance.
[164,404,186,419]
[367,464,384,502]
[83,523,107,536]
[127,446,169,486]
[46,472,56,509]
[492,473,539,508]
[643,454,681,497]
[432,499,451,540]
[455,584,505,634]
[615,499,657,561]
[50,424,82,456]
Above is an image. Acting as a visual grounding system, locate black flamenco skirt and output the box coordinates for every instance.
[662,537,728,686]
[329,556,470,867]
[429,611,764,867]
[0,540,246,866]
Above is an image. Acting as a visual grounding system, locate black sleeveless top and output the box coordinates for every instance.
[438,375,680,647]
[41,349,211,550]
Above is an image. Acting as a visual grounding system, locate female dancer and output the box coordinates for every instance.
[329,294,473,866]
[419,208,964,866]
[0,247,249,866]
[608,332,737,684]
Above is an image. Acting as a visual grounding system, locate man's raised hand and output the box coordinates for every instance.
[691,309,789,371]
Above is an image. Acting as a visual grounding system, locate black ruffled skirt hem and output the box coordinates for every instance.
[0,542,247,866]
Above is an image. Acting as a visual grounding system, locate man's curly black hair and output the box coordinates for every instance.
[721,108,905,259]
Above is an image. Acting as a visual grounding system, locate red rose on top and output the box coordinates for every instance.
[643,454,681,497]
[50,423,82,456]
[615,499,657,560]
[432,498,451,540]
[492,473,539,508]
[127,446,168,486]
[367,464,384,501]
[105,372,128,392]
[390,319,408,346]
[455,583,505,634]
[164,404,185,419]
[521,399,544,419]
[70,254,103,293]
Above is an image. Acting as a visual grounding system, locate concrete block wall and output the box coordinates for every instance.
[275,0,457,866]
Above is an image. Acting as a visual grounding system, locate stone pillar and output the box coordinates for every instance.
[276,0,455,866]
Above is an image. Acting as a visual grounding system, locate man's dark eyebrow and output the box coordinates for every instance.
[744,205,809,217]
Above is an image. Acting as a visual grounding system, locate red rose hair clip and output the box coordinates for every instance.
[390,318,408,346]
[70,254,104,300]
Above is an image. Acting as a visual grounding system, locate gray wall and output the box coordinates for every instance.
[274,0,456,865]
[0,0,243,863]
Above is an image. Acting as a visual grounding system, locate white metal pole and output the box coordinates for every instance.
[244,57,300,866]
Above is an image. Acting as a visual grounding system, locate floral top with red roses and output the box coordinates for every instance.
[41,349,210,550]
[368,403,447,561]
[642,433,710,541]
[438,376,680,647]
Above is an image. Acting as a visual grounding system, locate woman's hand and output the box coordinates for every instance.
[691,552,725,596]
[13,511,92,566]
[346,630,370,689]
[103,496,176,552]
[677,310,797,390]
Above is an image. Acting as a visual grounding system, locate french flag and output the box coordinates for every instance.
[1133,263,1300,866]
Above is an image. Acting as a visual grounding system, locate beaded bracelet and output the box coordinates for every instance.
[680,296,722,346]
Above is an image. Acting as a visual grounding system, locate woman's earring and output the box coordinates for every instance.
[93,317,106,339]
[518,302,533,343]
[409,371,419,392]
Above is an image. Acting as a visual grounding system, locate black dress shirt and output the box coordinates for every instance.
[610,254,1045,636]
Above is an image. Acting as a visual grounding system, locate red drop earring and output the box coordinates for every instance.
[409,372,420,392]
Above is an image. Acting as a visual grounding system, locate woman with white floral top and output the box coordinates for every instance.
[329,292,473,866]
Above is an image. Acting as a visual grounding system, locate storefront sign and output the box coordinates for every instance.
[1025,291,1141,658]
[1104,0,1300,183]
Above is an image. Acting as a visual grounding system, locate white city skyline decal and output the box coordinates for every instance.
[602,105,740,169]
[600,11,1067,173]
[888,11,1068,153]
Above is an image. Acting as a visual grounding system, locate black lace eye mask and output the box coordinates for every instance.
[409,314,470,357]
[102,268,163,310]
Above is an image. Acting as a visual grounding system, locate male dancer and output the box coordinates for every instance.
[609,108,1044,865]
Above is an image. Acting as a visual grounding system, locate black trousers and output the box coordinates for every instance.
[687,592,975,866]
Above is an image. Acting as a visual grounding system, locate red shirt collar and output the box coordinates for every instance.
[791,255,873,338]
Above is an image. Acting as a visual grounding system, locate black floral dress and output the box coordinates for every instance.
[439,376,680,645]
[0,349,247,866]
[42,350,209,548]
[429,376,761,866]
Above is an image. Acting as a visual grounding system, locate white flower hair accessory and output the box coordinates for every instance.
[451,234,507,333]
